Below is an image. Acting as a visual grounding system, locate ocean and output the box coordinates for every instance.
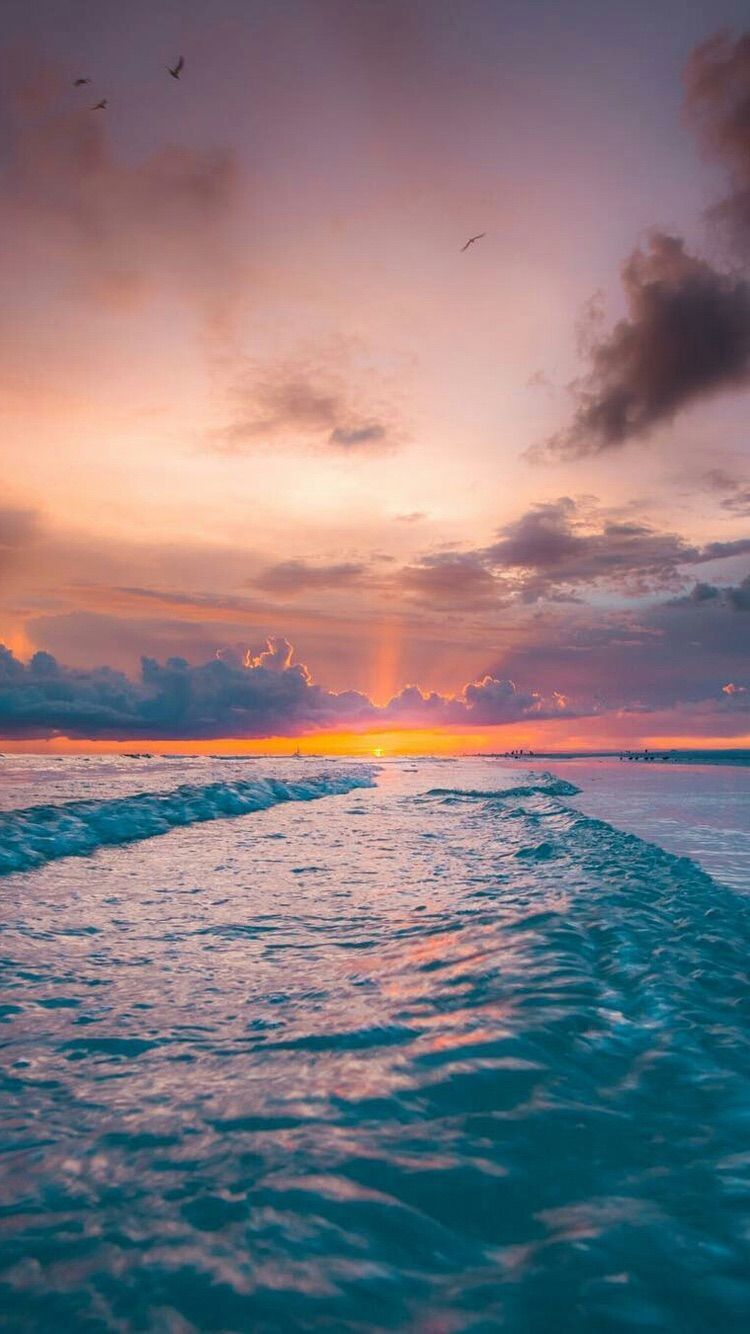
[1,755,749,1331]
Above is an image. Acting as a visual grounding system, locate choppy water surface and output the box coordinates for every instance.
[1,757,749,1332]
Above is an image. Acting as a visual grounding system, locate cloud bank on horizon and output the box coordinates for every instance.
[0,638,571,741]
[1,483,749,740]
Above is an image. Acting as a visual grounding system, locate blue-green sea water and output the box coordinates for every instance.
[0,756,749,1331]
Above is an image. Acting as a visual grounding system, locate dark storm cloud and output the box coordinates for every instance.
[254,560,366,594]
[546,234,750,456]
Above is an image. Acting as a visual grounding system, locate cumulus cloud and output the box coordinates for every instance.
[0,639,370,739]
[242,635,298,672]
[384,676,570,727]
[462,676,549,724]
[480,584,750,721]
[546,234,750,455]
[0,637,571,740]
[4,561,749,739]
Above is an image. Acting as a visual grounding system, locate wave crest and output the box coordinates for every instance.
[0,769,375,876]
[426,772,582,800]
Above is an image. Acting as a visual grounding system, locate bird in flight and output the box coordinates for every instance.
[461,233,486,252]
[73,77,91,87]
[168,56,184,79]
[91,98,107,111]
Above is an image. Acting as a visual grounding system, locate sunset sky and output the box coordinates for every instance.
[2,0,750,750]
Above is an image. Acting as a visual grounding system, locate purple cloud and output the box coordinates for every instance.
[546,32,750,455]
[399,552,499,605]
[484,498,750,599]
[0,638,571,740]
[546,234,750,455]
[254,561,366,595]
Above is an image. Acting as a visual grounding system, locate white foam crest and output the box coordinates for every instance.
[0,768,376,875]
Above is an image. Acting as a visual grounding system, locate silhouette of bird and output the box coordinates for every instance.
[168,56,184,79]
[461,233,486,252]
[91,99,107,110]
[73,77,91,87]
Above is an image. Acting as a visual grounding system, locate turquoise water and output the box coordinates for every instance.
[511,757,750,892]
[1,758,749,1331]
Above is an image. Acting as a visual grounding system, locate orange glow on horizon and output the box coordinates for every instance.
[1,725,748,757]
[642,733,750,750]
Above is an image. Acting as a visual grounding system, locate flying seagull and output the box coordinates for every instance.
[168,56,184,79]
[461,232,486,252]
[73,77,91,87]
[91,98,107,110]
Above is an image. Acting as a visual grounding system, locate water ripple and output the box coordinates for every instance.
[0,761,749,1330]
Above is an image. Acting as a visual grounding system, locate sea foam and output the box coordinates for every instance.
[426,772,582,800]
[0,769,375,875]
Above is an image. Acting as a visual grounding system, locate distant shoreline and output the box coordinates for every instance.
[2,748,749,768]
[475,750,750,767]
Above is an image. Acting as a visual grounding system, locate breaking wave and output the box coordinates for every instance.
[426,772,582,800]
[0,769,375,875]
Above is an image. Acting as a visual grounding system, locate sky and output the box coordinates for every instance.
[1,0,750,751]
